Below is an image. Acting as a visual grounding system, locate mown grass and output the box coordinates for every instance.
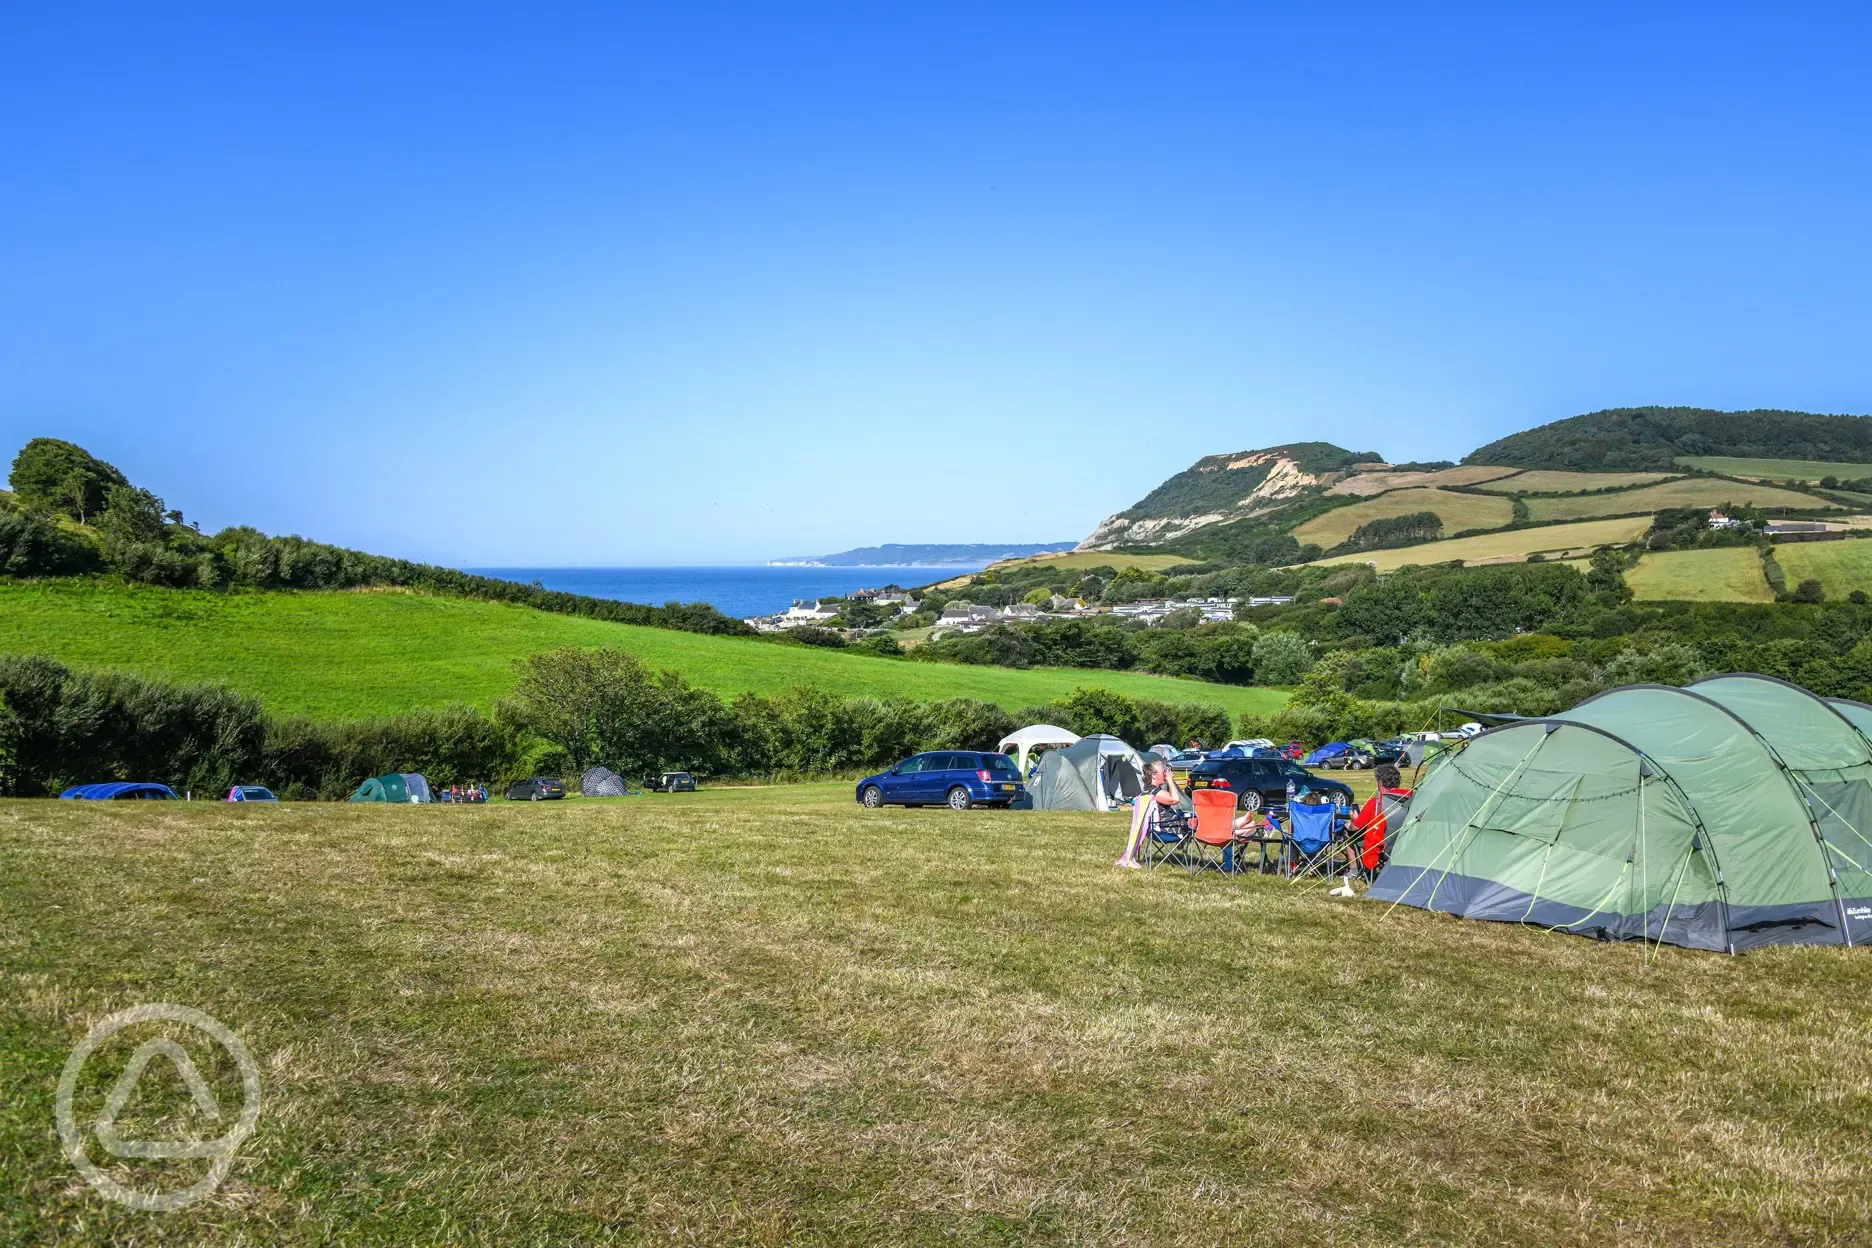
[1626,548,1775,603]
[1525,478,1833,522]
[1677,455,1872,482]
[1774,538,1872,600]
[1308,516,1652,572]
[0,581,1288,721]
[1471,469,1674,494]
[2,790,1869,1245]
[1290,488,1514,549]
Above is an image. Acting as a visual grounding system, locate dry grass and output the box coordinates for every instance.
[1525,478,1835,522]
[1626,548,1774,603]
[5,789,1871,1245]
[1309,517,1652,572]
[1471,470,1674,494]
[1292,489,1514,549]
[1327,466,1520,497]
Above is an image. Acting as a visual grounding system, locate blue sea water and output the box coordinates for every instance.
[465,566,987,620]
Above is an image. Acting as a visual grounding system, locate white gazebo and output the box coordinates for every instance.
[997,724,1082,775]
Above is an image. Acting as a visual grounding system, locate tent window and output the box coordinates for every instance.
[1473,768,1584,845]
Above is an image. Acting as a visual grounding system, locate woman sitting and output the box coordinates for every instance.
[1116,759,1184,869]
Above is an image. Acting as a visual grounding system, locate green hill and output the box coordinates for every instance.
[0,581,1288,720]
[1464,406,1872,473]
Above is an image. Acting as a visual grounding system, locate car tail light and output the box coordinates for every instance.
[977,770,991,781]
[1211,778,1230,788]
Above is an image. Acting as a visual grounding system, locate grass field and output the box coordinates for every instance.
[974,550,1196,578]
[1677,455,1872,482]
[1774,538,1872,599]
[4,790,1869,1245]
[1625,547,1775,603]
[1309,516,1652,572]
[1471,470,1674,494]
[1326,465,1520,497]
[0,582,1289,721]
[1290,488,1514,549]
[1524,478,1833,522]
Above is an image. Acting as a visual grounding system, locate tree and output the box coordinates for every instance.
[97,485,168,545]
[1250,630,1312,685]
[1793,578,1825,604]
[510,648,721,778]
[1585,547,1629,597]
[8,438,128,523]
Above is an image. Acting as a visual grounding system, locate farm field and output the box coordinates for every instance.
[1309,516,1651,572]
[1625,547,1774,603]
[4,791,1869,1245]
[974,550,1194,578]
[1774,538,1872,599]
[1471,469,1673,494]
[1677,455,1872,481]
[0,582,1288,721]
[1291,487,1513,548]
[1524,477,1832,522]
[1326,464,1519,497]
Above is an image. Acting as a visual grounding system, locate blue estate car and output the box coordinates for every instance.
[856,751,1025,811]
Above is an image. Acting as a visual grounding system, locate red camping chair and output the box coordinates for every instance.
[1188,789,1247,874]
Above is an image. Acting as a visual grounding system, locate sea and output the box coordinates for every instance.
[464,566,991,620]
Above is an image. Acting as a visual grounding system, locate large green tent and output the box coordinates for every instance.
[349,773,410,803]
[1369,675,1872,952]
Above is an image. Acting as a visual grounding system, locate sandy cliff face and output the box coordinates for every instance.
[1076,450,1325,551]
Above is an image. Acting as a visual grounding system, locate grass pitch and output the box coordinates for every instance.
[0,581,1288,721]
[1524,478,1833,522]
[1625,548,1775,603]
[1773,538,1872,600]
[1290,488,1514,549]
[3,789,1869,1245]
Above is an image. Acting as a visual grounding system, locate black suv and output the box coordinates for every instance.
[1186,757,1353,812]
[506,776,566,801]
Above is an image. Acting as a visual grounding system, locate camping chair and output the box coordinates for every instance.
[1186,789,1247,874]
[1139,801,1195,868]
[1281,800,1344,881]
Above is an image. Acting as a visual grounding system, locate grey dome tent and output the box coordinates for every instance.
[1029,734,1147,811]
[581,766,629,797]
[1369,675,1872,953]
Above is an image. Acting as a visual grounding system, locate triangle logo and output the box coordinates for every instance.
[94,1038,226,1160]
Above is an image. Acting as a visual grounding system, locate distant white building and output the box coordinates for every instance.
[745,599,844,632]
[1708,510,1742,531]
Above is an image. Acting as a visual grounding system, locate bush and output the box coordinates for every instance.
[1251,631,1312,685]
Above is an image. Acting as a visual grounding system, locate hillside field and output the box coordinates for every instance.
[1309,516,1651,572]
[1625,548,1775,603]
[1677,455,1872,481]
[1326,464,1519,497]
[1775,539,1872,600]
[972,550,1195,579]
[4,791,1869,1245]
[1290,488,1514,549]
[1524,477,1832,522]
[0,582,1287,720]
[1472,470,1674,494]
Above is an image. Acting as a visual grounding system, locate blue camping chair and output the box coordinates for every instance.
[1140,802,1195,868]
[1281,800,1344,880]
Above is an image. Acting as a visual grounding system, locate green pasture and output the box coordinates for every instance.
[3,790,1869,1245]
[1774,538,1872,600]
[1524,477,1832,522]
[1308,516,1651,572]
[1290,487,1514,548]
[0,581,1288,720]
[1677,455,1872,482]
[1625,547,1775,603]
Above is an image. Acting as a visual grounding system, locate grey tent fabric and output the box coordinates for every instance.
[1029,734,1146,811]
[581,766,629,797]
[399,773,433,803]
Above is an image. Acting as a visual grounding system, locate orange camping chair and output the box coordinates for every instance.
[1188,789,1245,874]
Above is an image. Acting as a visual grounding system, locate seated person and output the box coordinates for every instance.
[1329,763,1413,897]
[1116,760,1184,869]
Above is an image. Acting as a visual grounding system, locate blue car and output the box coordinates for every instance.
[228,786,279,802]
[857,751,1025,811]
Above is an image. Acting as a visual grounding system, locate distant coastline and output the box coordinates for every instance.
[772,541,1075,568]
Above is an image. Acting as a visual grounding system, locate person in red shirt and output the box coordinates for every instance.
[1329,763,1412,897]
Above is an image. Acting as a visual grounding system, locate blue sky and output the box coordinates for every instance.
[2,4,1868,564]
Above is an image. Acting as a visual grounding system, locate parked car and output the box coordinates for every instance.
[506,776,566,801]
[856,750,1025,810]
[227,786,278,802]
[1186,756,1354,812]
[651,771,697,793]
[60,782,176,801]
[1279,742,1308,760]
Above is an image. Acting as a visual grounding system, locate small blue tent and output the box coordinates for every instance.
[60,782,178,800]
[1301,743,1352,767]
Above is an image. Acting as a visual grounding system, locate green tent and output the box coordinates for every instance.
[349,773,411,803]
[1369,675,1872,952]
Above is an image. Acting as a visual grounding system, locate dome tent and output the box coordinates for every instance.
[1029,734,1146,812]
[997,724,1080,775]
[349,773,433,803]
[1369,676,1872,953]
[581,766,630,797]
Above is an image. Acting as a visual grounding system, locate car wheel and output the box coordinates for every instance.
[861,785,883,809]
[947,786,972,811]
[1331,791,1350,810]
[531,792,540,801]
[1239,789,1264,812]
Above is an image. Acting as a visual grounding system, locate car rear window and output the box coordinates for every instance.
[986,755,1018,775]
[240,787,271,799]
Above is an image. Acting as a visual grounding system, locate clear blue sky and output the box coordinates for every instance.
[2,4,1868,565]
